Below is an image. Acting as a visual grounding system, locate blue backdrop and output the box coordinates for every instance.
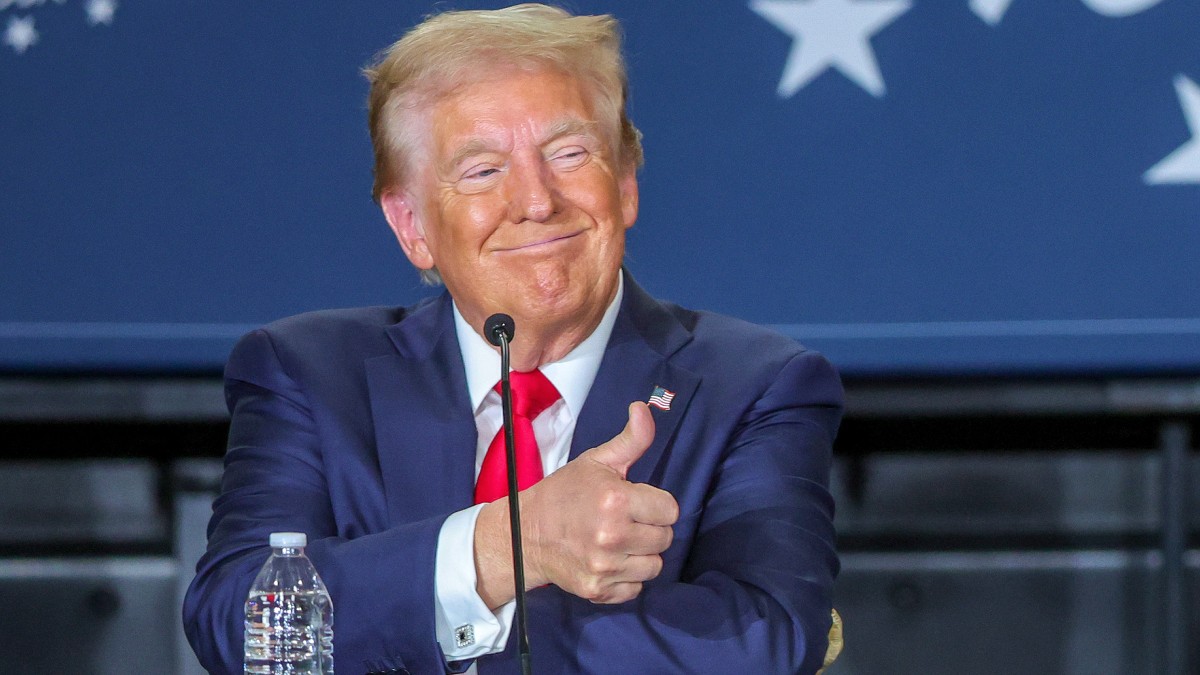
[2,0,1197,375]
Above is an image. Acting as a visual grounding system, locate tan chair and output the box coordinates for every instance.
[816,608,843,674]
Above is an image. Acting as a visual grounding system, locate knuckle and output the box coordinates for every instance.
[598,487,628,515]
[586,554,615,576]
[579,577,604,601]
[593,526,617,549]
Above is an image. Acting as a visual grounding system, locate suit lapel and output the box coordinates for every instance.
[571,274,700,486]
[366,294,477,525]
[365,273,699,525]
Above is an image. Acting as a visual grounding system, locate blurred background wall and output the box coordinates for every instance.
[1,1,1197,672]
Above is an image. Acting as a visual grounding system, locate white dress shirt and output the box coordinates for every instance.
[433,277,624,670]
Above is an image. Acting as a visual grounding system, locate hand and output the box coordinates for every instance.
[474,402,679,606]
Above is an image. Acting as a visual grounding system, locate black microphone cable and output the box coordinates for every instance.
[484,312,533,675]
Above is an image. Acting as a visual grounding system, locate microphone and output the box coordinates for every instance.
[484,313,515,347]
[483,312,533,675]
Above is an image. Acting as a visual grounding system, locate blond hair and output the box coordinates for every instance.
[364,3,644,204]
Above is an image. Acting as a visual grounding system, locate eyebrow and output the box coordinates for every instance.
[442,117,602,173]
[444,139,496,174]
[539,117,601,146]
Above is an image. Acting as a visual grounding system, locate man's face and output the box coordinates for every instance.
[382,67,638,340]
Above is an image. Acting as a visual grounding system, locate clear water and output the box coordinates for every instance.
[244,590,333,674]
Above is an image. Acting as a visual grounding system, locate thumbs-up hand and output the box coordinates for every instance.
[512,402,679,604]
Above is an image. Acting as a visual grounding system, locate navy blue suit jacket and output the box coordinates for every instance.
[184,273,843,674]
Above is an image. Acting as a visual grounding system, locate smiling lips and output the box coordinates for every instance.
[497,230,584,252]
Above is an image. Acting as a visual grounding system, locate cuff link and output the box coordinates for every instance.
[454,624,476,648]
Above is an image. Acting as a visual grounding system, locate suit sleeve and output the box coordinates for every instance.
[182,329,450,675]
[523,349,842,675]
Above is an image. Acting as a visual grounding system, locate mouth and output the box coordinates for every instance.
[498,231,583,252]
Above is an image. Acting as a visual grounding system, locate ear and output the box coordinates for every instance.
[618,166,639,230]
[381,190,435,271]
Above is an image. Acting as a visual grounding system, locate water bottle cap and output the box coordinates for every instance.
[269,532,307,548]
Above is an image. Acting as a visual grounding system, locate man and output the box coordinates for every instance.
[184,5,842,674]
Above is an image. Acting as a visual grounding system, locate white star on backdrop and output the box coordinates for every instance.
[969,0,1014,25]
[4,15,38,54]
[1144,75,1200,185]
[84,0,116,26]
[0,0,67,10]
[750,0,912,98]
[1078,0,1164,17]
[971,0,1164,25]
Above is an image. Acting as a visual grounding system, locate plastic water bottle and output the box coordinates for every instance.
[244,532,334,674]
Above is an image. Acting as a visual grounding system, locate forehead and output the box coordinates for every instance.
[427,68,600,157]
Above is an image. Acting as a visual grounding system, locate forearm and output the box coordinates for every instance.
[473,499,521,609]
[523,572,832,674]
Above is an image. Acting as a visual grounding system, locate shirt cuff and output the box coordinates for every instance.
[435,504,516,662]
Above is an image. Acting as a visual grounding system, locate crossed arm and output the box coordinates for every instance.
[184,330,841,674]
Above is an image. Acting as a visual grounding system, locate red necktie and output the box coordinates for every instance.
[474,369,561,504]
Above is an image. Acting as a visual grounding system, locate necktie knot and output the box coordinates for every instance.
[496,369,561,420]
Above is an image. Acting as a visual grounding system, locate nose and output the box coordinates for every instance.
[505,157,559,223]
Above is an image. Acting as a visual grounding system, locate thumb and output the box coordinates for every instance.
[589,402,656,478]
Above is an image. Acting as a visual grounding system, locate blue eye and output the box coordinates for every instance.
[552,148,588,165]
[464,166,500,181]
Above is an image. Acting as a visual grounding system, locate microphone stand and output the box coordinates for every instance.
[491,319,534,675]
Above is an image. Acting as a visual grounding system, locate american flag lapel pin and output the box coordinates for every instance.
[648,385,675,411]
